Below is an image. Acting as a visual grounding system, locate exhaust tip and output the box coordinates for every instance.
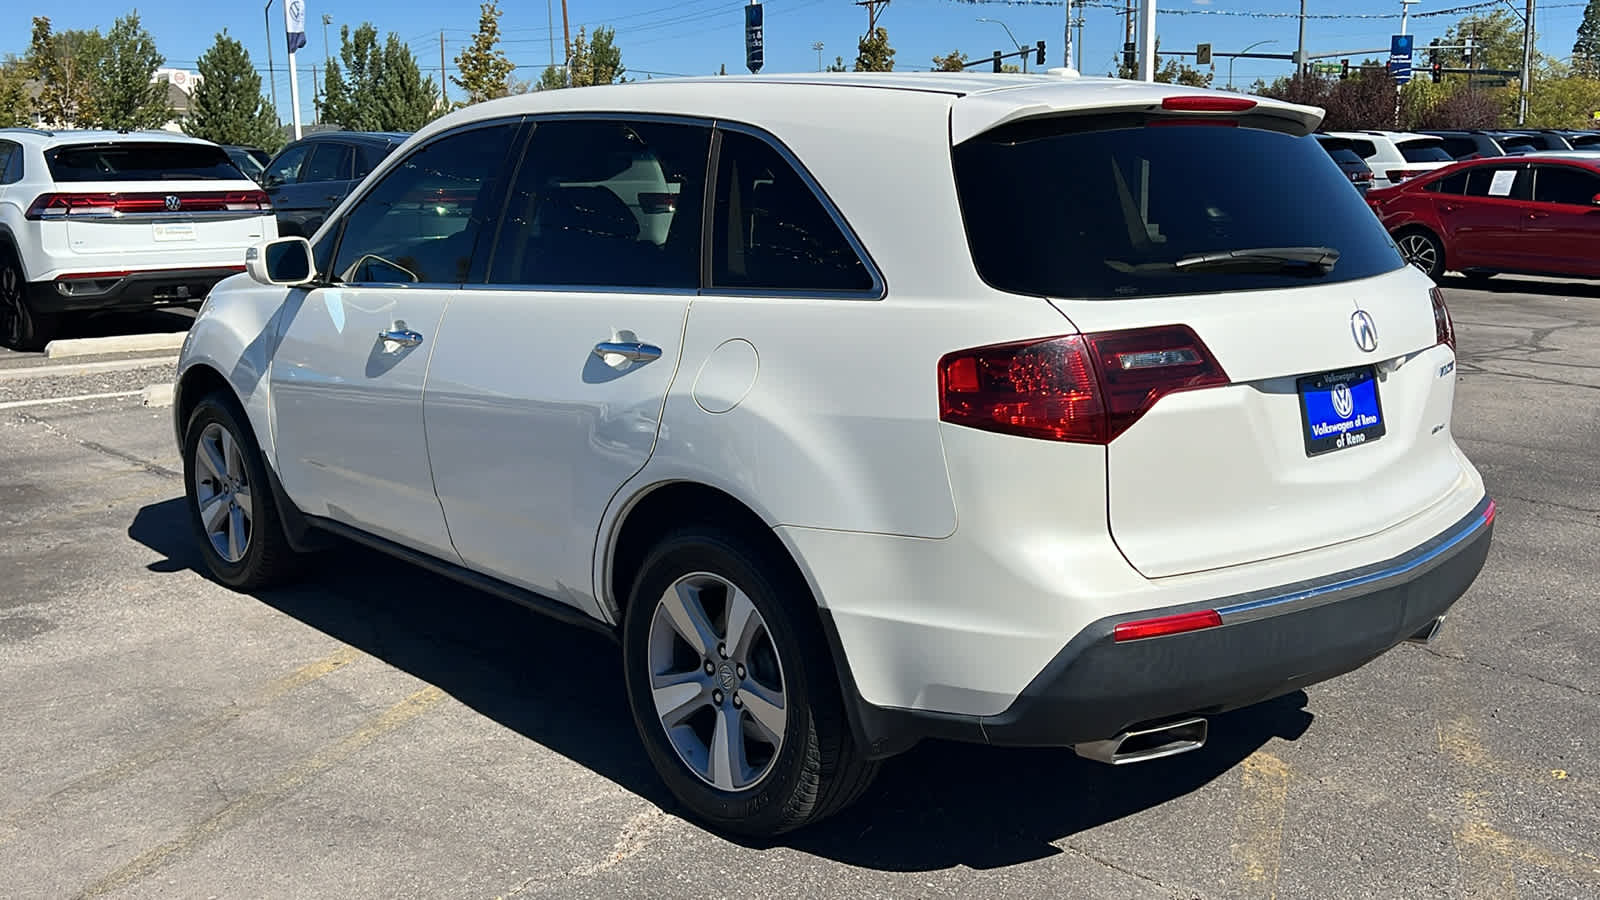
[1406,617,1445,645]
[1074,717,1208,766]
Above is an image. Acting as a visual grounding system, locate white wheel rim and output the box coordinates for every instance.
[647,571,788,792]
[194,422,253,563]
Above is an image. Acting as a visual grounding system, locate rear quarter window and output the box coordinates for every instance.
[45,142,243,181]
[952,122,1404,301]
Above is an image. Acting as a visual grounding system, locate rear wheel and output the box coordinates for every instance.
[621,527,878,836]
[1395,229,1446,280]
[0,248,58,352]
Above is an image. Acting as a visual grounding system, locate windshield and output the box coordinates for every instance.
[952,121,1404,300]
[46,142,244,181]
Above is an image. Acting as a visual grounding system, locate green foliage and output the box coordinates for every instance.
[854,27,894,72]
[453,1,516,105]
[319,23,439,130]
[1575,0,1600,78]
[825,56,848,73]
[93,12,170,131]
[567,27,626,87]
[0,57,29,127]
[931,50,967,72]
[535,65,566,91]
[183,30,281,151]
[26,17,105,127]
[1524,61,1600,128]
[1155,55,1211,87]
[1427,10,1524,73]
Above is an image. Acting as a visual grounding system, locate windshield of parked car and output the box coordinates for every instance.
[953,120,1404,300]
[45,142,244,181]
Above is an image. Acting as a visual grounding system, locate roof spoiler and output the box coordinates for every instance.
[951,82,1323,144]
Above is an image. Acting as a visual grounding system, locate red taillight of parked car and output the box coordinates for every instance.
[25,190,271,219]
[1113,609,1224,642]
[1431,287,1455,352]
[938,325,1230,444]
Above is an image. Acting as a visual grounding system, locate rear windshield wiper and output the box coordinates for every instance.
[1172,246,1341,273]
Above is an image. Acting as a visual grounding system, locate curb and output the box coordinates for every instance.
[43,332,188,360]
[141,383,176,408]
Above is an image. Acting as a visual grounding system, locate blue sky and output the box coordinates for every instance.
[4,1,1595,122]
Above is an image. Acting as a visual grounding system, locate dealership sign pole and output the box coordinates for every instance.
[285,0,307,140]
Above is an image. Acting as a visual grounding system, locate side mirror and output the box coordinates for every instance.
[246,237,316,287]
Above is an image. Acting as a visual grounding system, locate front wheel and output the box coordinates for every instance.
[1395,229,1446,280]
[621,528,878,836]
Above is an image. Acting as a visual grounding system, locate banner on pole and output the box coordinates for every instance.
[286,0,308,54]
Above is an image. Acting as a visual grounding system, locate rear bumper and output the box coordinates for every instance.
[833,495,1494,758]
[25,266,244,314]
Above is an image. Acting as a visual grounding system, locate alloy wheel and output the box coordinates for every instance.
[193,422,254,563]
[0,262,22,347]
[1398,233,1439,275]
[647,572,788,792]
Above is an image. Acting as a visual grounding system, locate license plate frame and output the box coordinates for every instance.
[1297,365,1386,457]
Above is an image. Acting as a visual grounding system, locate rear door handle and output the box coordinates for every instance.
[593,341,662,362]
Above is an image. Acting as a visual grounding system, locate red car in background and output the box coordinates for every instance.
[1366,154,1600,281]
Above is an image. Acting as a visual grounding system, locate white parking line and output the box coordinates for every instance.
[0,391,144,411]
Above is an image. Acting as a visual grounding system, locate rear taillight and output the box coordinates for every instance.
[937,325,1229,444]
[26,190,271,219]
[1355,171,1375,182]
[1431,287,1455,352]
[1386,169,1423,183]
[1113,609,1223,642]
[1160,95,1257,112]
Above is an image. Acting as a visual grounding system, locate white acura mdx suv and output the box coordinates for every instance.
[173,73,1494,836]
[0,128,275,350]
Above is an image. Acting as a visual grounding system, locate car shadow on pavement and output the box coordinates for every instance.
[130,496,1313,872]
[1439,274,1600,298]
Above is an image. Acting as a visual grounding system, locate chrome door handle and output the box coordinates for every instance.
[593,341,661,362]
[379,327,424,348]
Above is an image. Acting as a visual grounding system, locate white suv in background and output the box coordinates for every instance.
[1321,130,1458,189]
[174,74,1494,836]
[0,128,276,350]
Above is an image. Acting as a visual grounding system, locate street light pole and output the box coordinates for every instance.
[812,40,824,71]
[977,17,1028,72]
[263,0,279,125]
[1230,39,1277,90]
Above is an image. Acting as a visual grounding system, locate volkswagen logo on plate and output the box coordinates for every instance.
[1350,310,1379,353]
[164,195,181,212]
[1331,382,1355,419]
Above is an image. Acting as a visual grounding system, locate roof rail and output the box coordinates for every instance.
[0,127,55,137]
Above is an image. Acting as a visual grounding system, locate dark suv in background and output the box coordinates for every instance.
[261,131,408,237]
[1418,130,1510,160]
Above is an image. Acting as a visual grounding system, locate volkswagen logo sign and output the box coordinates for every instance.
[164,195,181,212]
[1350,310,1379,353]
[1331,382,1355,419]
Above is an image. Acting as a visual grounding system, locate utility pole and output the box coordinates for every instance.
[1123,0,1134,77]
[440,31,449,109]
[1520,0,1535,125]
[856,0,890,34]
[812,41,824,71]
[263,0,279,125]
[1138,0,1156,81]
[322,13,332,70]
[1297,0,1307,75]
[311,64,319,125]
[561,0,572,85]
[1063,0,1072,68]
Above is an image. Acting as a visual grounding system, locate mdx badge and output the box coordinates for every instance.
[1351,310,1379,353]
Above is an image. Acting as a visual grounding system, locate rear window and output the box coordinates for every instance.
[952,121,1403,300]
[1399,140,1454,163]
[45,142,243,182]
[1327,148,1366,167]
[1570,134,1600,147]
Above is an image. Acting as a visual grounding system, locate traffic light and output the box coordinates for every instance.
[1340,59,1350,80]
[992,50,1003,73]
[1036,40,1046,66]
[1431,60,1443,82]
[1123,41,1136,72]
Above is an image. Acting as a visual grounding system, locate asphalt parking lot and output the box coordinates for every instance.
[1,279,1597,899]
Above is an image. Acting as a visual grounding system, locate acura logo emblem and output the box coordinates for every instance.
[164,195,181,212]
[1350,310,1379,353]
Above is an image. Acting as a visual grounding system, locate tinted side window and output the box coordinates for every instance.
[332,124,518,285]
[711,129,873,293]
[487,119,710,289]
[265,144,311,186]
[1533,165,1600,206]
[0,142,18,184]
[1437,137,1476,159]
[302,143,353,182]
[1429,170,1470,194]
[1463,166,1529,199]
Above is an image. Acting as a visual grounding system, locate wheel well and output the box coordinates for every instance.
[174,364,237,438]
[608,483,806,619]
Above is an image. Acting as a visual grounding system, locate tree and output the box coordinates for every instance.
[376,33,439,130]
[26,17,104,127]
[932,50,967,72]
[453,1,515,105]
[1427,10,1524,73]
[1575,0,1600,78]
[1525,62,1600,128]
[184,31,281,151]
[0,57,29,127]
[1154,55,1211,87]
[1321,69,1399,131]
[855,27,894,72]
[825,56,848,73]
[535,65,566,90]
[93,12,170,130]
[567,26,626,87]
[1406,83,1505,129]
[319,24,382,130]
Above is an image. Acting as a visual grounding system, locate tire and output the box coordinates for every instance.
[0,246,58,352]
[621,527,879,837]
[181,391,302,590]
[1395,229,1446,281]
[1462,269,1496,285]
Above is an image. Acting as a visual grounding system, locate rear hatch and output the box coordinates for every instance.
[951,94,1464,578]
[1386,137,1456,184]
[35,141,271,259]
